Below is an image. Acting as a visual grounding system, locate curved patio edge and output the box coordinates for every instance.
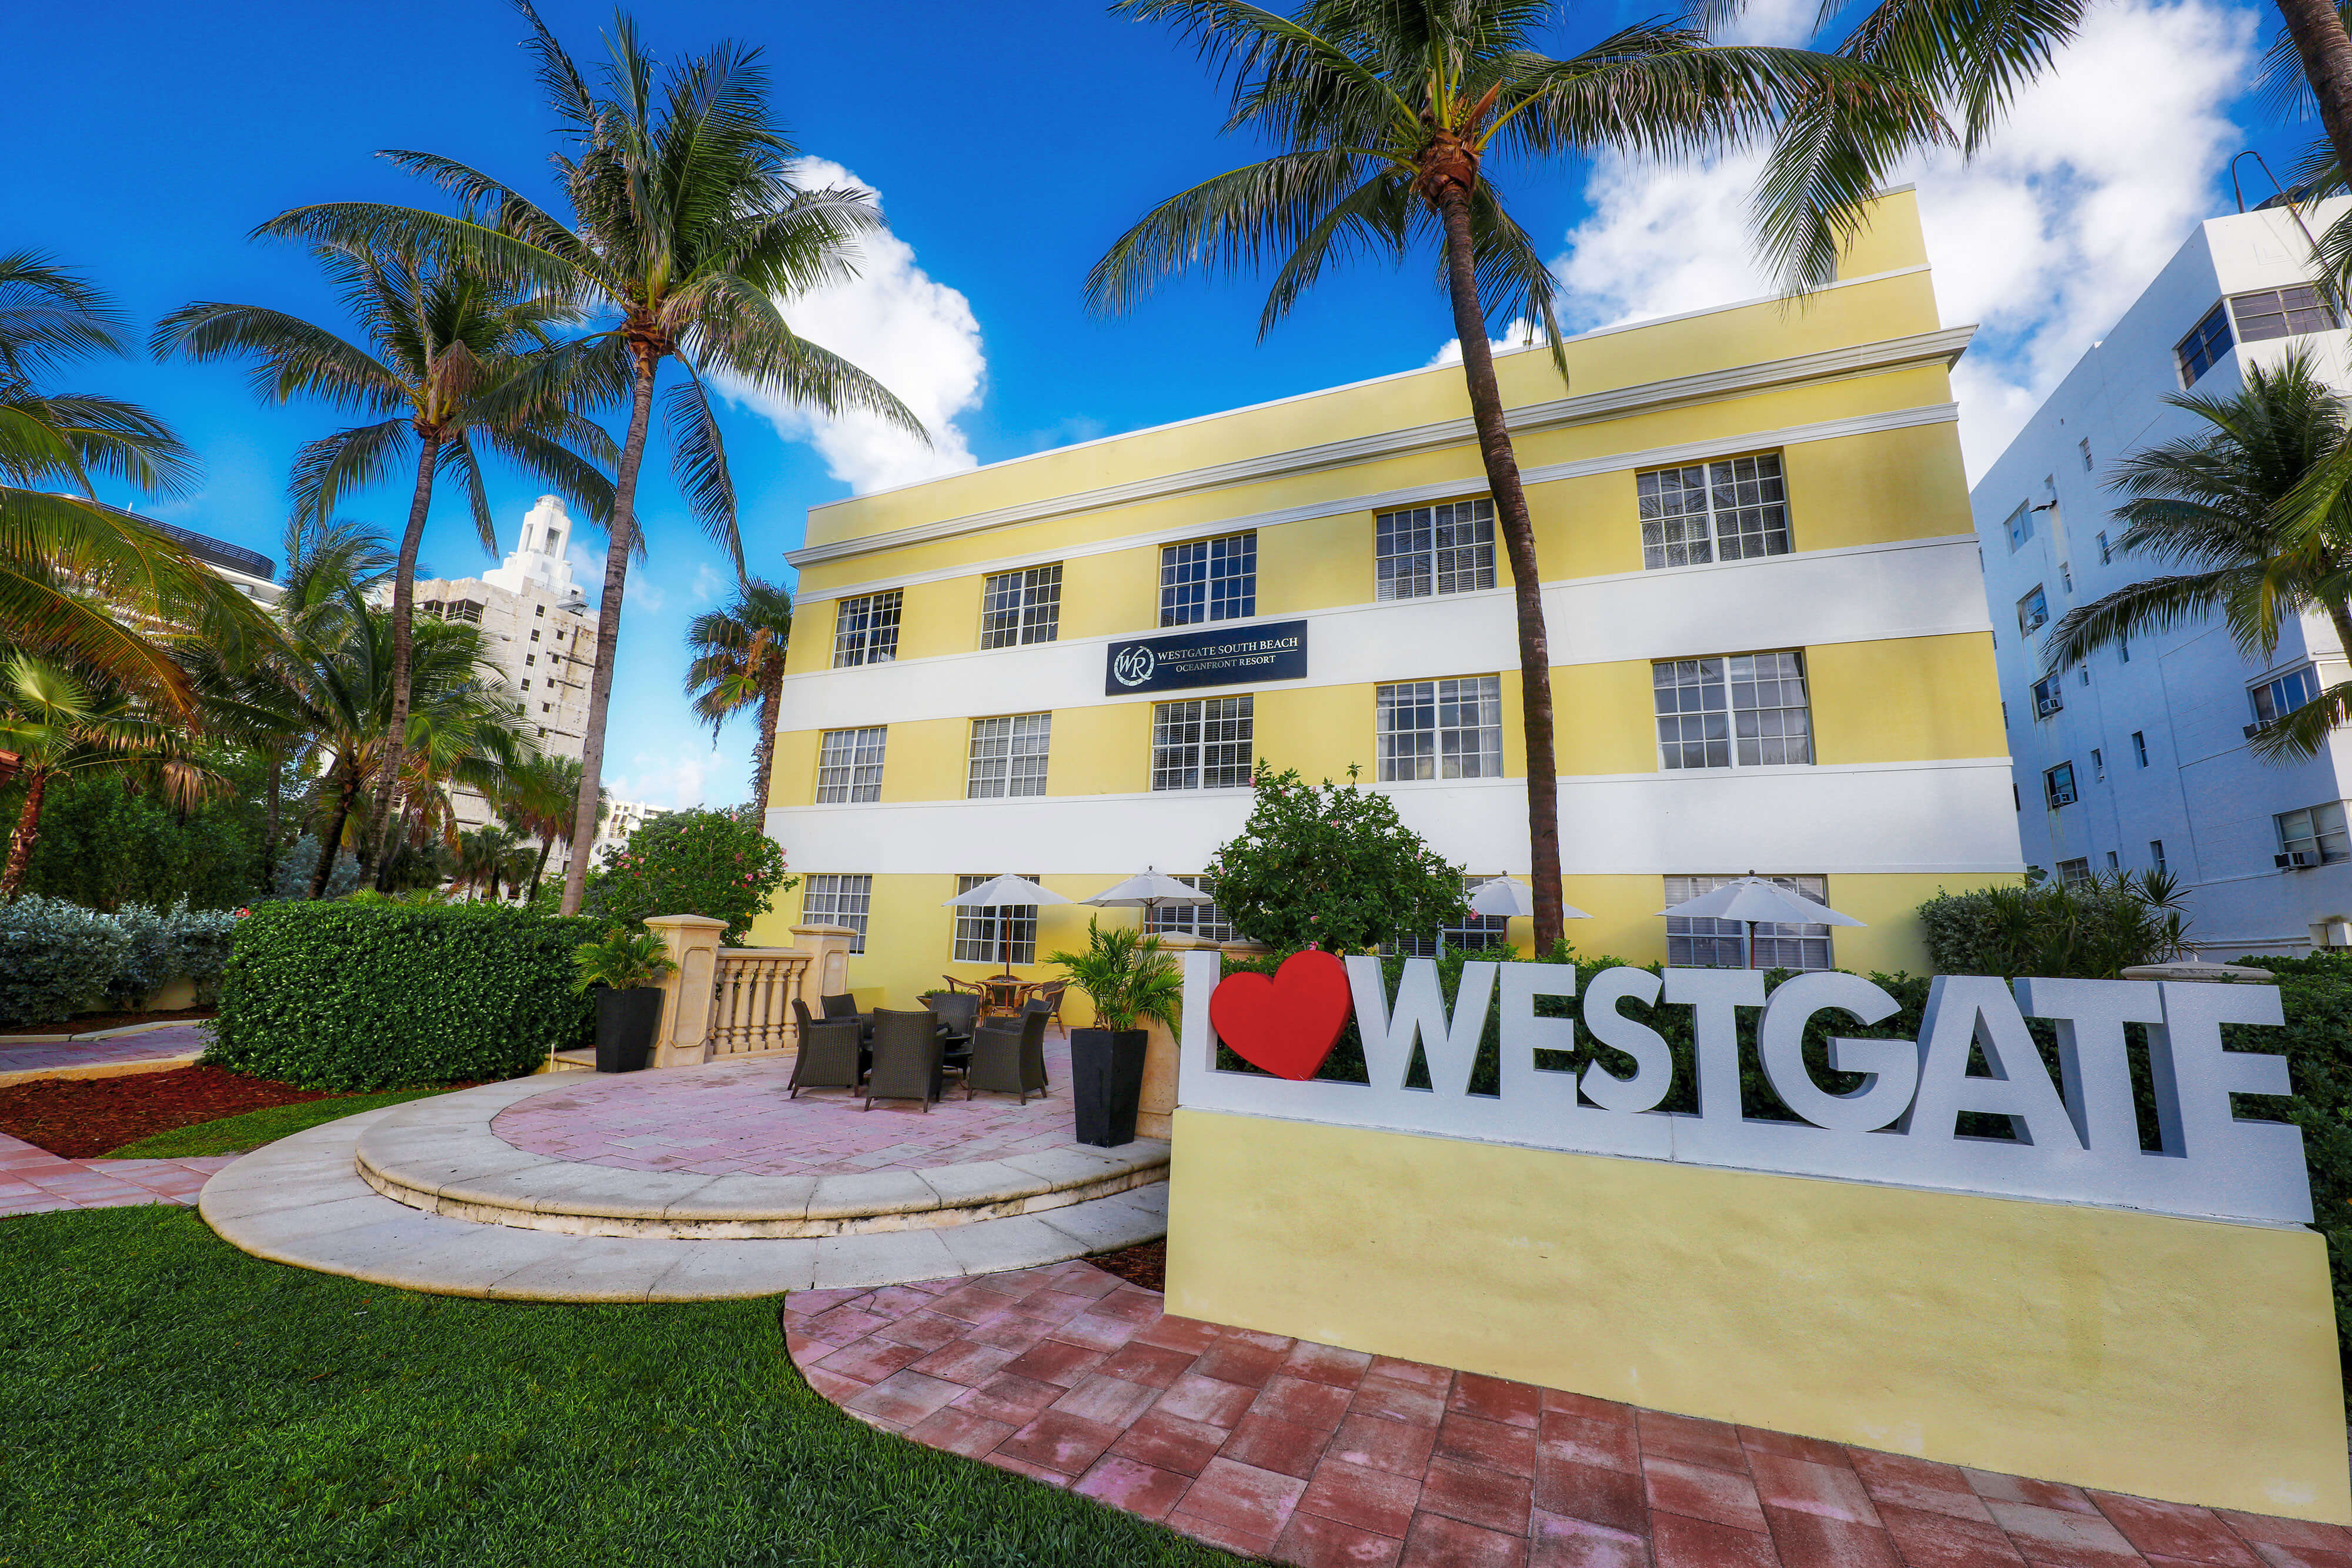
[350,1075,1170,1240]
[199,1106,1169,1300]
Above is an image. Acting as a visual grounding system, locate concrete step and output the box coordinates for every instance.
[199,1108,1168,1300]
[352,1075,1170,1241]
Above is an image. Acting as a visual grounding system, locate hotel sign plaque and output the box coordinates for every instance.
[1104,619,1308,695]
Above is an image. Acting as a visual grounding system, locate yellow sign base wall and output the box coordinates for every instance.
[1165,1108,2350,1523]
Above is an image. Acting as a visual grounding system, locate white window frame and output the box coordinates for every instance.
[2044,761,2077,808]
[2030,673,2064,718]
[2055,857,2093,889]
[2230,285,2338,344]
[1159,533,1257,627]
[2177,302,2233,386]
[1653,651,1813,771]
[1151,696,1254,791]
[1144,875,1240,944]
[1637,452,1791,571]
[967,713,1052,799]
[1376,676,1504,781]
[1375,498,1495,600]
[980,564,1063,648]
[2251,666,2322,726]
[2277,801,2351,866]
[2004,503,2034,553]
[800,874,873,954]
[1392,875,1513,958]
[953,872,1040,965]
[1665,874,1833,971]
[832,590,902,668]
[2017,586,2049,636]
[816,727,887,804]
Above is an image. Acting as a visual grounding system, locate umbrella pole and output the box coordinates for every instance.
[1746,920,1758,969]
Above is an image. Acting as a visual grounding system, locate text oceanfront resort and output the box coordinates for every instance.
[754,190,2021,992]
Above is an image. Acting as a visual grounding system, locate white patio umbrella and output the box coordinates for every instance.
[1084,868,1217,927]
[942,874,1073,976]
[1655,873,1865,968]
[1466,877,1591,921]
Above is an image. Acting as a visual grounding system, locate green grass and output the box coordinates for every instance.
[102,1089,456,1158]
[0,1206,1237,1567]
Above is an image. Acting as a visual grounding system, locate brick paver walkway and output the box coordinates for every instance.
[493,1038,1082,1177]
[786,1262,2352,1567]
[0,1024,209,1085]
[0,1131,236,1218]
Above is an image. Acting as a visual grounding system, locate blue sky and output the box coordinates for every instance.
[14,0,2311,808]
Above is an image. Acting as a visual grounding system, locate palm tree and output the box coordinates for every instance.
[493,751,587,900]
[2043,352,2352,762]
[454,822,527,901]
[260,2,925,917]
[155,238,616,878]
[1090,0,1942,947]
[0,653,223,898]
[684,576,792,805]
[0,252,265,713]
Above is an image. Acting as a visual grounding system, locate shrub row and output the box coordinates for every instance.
[0,898,240,1027]
[208,902,600,1090]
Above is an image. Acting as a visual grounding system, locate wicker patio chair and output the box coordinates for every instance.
[937,975,987,997]
[789,998,864,1099]
[921,989,981,1040]
[863,1009,943,1112]
[965,1007,1049,1105]
[820,992,860,1019]
[1034,979,1068,1028]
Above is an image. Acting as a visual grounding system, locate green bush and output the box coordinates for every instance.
[0,898,131,1027]
[582,810,793,947]
[1205,764,1465,954]
[100,901,240,1008]
[1918,873,2187,978]
[0,772,264,911]
[208,902,600,1089]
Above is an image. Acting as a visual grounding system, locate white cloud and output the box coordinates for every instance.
[1543,0,2257,479]
[720,158,986,495]
[690,561,725,604]
[1425,319,1544,369]
[609,744,739,812]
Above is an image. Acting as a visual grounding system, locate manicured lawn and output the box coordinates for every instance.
[103,1089,450,1158]
[0,1206,1234,1567]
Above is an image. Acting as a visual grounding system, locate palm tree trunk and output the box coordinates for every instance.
[561,350,659,916]
[2328,597,2352,667]
[2277,0,2352,176]
[1,771,52,899]
[362,427,443,888]
[527,835,555,901]
[310,772,359,900]
[752,658,783,811]
[260,747,283,897]
[1433,185,1566,951]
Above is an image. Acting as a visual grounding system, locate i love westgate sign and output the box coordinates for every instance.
[1174,949,2313,1226]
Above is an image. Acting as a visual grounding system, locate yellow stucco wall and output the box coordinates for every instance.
[1165,1108,2350,1523]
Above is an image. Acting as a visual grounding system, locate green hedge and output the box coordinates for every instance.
[208,903,600,1090]
[0,898,239,1027]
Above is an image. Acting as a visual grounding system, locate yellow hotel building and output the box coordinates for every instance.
[753,190,2019,1008]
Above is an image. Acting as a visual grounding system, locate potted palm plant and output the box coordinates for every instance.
[1047,917,1184,1147]
[573,927,676,1073]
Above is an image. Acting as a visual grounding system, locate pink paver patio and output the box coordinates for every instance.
[787,1261,2351,1566]
[0,1023,210,1085]
[493,1037,1083,1178]
[0,1131,237,1218]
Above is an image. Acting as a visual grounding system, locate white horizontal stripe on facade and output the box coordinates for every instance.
[791,402,1960,606]
[787,327,1973,574]
[765,758,2022,880]
[773,534,1990,732]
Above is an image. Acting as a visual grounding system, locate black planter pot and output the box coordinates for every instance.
[1071,1027,1148,1148]
[594,986,664,1072]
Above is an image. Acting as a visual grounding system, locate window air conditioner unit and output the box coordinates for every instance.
[2280,851,2322,869]
[2037,697,2063,717]
[2050,789,2077,807]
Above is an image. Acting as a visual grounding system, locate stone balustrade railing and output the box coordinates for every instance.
[642,916,859,1069]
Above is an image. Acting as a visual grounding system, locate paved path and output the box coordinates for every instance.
[0,1024,208,1086]
[789,1263,2352,1567]
[0,1131,236,1218]
[494,1039,1078,1178]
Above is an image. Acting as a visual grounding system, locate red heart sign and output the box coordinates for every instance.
[1208,949,1355,1081]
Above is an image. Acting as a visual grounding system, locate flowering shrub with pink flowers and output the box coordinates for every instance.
[581,809,794,945]
[1204,763,1466,957]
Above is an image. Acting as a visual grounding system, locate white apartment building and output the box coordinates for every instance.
[1970,198,2352,957]
[396,497,600,849]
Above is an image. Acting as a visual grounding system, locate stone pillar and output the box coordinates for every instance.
[646,914,727,1068]
[1140,937,1218,1140]
[792,924,858,1002]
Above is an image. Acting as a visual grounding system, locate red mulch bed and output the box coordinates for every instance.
[0,1065,342,1159]
[5,1006,218,1037]
[1088,1239,1165,1293]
